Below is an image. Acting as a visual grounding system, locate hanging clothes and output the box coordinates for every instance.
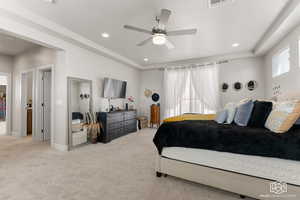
[0,97,6,121]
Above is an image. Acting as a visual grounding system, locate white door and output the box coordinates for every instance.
[42,71,51,141]
[21,73,28,137]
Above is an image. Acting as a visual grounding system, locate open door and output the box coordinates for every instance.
[20,71,34,138]
[42,71,51,141]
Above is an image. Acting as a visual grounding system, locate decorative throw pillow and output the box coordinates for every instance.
[215,110,228,124]
[224,103,237,124]
[234,100,254,126]
[248,101,273,128]
[294,118,300,125]
[265,100,300,133]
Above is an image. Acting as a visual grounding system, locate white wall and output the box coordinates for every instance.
[64,46,141,112]
[12,46,140,149]
[264,25,300,98]
[0,27,140,150]
[140,57,265,120]
[26,72,33,103]
[0,16,141,150]
[12,46,57,136]
[0,54,13,73]
[219,57,266,106]
[139,70,164,120]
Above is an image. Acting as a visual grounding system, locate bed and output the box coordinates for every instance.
[153,120,300,199]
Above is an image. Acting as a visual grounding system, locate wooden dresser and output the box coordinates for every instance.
[98,110,137,143]
[150,105,160,128]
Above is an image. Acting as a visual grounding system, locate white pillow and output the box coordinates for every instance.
[224,102,237,124]
[215,110,228,124]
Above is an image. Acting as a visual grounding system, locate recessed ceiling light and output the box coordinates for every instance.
[232,43,240,47]
[43,0,55,3]
[143,58,149,62]
[101,33,110,38]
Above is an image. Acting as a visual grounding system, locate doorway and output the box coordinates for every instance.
[0,74,10,135]
[36,66,54,143]
[21,71,34,138]
[40,70,52,141]
[20,66,53,143]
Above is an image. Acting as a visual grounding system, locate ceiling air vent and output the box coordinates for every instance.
[208,0,235,8]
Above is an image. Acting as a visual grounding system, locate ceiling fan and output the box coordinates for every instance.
[124,9,197,49]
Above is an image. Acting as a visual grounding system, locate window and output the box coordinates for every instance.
[163,65,220,118]
[272,47,290,77]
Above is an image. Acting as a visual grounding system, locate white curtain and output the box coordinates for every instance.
[164,63,220,118]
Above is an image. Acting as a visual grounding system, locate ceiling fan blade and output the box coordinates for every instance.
[124,25,152,34]
[165,39,175,49]
[159,9,172,25]
[137,37,153,46]
[168,29,197,36]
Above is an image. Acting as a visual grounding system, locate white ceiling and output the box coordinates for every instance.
[0,32,39,56]
[9,0,289,66]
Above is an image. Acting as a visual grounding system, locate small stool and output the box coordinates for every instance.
[137,116,148,129]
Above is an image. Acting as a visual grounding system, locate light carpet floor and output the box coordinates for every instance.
[0,129,252,200]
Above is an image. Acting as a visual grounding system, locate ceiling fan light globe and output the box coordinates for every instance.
[152,34,166,45]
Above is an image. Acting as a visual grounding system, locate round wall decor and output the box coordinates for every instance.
[152,93,160,102]
[144,89,152,98]
[247,80,258,91]
[221,83,229,92]
[233,82,243,91]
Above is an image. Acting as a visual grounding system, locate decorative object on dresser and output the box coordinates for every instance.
[150,104,160,128]
[127,96,135,110]
[97,110,137,143]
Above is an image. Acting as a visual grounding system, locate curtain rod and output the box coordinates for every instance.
[157,60,229,71]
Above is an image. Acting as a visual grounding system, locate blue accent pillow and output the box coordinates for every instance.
[215,110,228,124]
[234,100,254,126]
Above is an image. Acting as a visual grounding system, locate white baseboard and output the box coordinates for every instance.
[53,143,68,151]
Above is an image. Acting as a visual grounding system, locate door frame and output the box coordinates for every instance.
[67,77,93,151]
[20,65,55,146]
[36,65,55,145]
[20,69,36,138]
[0,72,12,136]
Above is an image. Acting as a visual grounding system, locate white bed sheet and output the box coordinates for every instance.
[162,147,300,186]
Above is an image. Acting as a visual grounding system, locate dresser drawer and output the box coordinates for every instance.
[124,111,136,120]
[107,113,124,123]
[124,124,137,134]
[107,121,124,131]
[109,127,124,140]
[124,119,136,126]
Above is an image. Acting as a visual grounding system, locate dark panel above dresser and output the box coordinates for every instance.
[97,110,137,143]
